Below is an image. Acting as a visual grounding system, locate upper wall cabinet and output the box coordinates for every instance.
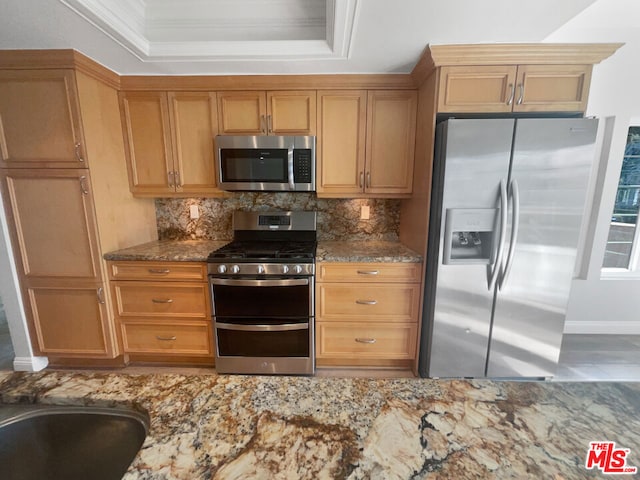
[0,69,87,168]
[119,91,222,197]
[217,91,316,136]
[437,64,592,113]
[317,90,417,197]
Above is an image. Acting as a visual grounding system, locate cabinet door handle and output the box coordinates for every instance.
[79,176,89,195]
[260,115,266,135]
[75,143,84,162]
[156,335,177,341]
[96,287,105,304]
[516,83,524,105]
[148,268,171,274]
[151,298,173,304]
[357,270,379,275]
[366,172,371,188]
[359,171,364,189]
[174,171,181,187]
[267,114,273,134]
[506,83,515,105]
[356,299,377,305]
[167,171,175,187]
[355,338,376,344]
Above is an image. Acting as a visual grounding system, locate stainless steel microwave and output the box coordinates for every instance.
[215,135,315,192]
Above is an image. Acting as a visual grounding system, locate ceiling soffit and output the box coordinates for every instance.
[59,0,359,61]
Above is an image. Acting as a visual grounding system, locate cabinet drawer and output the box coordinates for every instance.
[113,282,209,319]
[316,322,416,359]
[316,262,421,283]
[317,283,420,322]
[109,261,207,281]
[122,321,213,355]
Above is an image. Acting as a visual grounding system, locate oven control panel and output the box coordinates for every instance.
[208,263,314,276]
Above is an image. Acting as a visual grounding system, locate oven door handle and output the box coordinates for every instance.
[215,322,309,332]
[288,142,295,190]
[210,278,309,287]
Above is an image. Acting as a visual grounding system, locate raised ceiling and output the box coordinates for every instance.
[0,0,609,75]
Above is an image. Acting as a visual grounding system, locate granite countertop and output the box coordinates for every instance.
[104,239,230,262]
[2,371,638,479]
[317,240,422,263]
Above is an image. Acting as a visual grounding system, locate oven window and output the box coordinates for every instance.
[221,149,288,182]
[216,327,309,357]
[212,284,310,317]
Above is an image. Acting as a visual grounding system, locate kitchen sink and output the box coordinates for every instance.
[0,403,149,480]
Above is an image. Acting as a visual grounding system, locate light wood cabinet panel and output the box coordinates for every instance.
[0,69,86,168]
[120,91,174,195]
[1,169,102,282]
[27,284,115,356]
[120,91,223,197]
[437,65,517,113]
[122,321,213,356]
[109,261,207,282]
[513,64,592,113]
[317,283,421,323]
[316,322,417,360]
[267,91,316,135]
[168,92,219,194]
[112,282,209,319]
[217,91,265,135]
[316,90,367,195]
[317,262,421,283]
[366,90,417,194]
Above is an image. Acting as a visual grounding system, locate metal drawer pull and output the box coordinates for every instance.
[151,298,173,304]
[357,270,379,275]
[356,299,377,305]
[96,287,105,304]
[216,322,309,332]
[148,269,171,274]
[355,338,376,344]
[156,335,177,341]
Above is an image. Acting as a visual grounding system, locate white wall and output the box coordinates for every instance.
[546,0,640,333]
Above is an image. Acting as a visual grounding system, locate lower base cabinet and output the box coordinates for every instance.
[108,261,214,363]
[315,262,422,367]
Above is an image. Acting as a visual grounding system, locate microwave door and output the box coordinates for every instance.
[219,148,289,190]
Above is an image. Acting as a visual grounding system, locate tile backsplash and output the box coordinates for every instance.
[155,193,400,241]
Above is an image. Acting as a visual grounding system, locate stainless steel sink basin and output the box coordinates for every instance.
[0,404,149,480]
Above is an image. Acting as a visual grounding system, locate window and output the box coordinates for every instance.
[602,126,640,270]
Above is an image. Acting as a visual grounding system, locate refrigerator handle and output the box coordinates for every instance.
[498,178,520,290]
[487,179,508,291]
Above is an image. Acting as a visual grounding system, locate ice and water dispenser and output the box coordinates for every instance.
[442,208,498,264]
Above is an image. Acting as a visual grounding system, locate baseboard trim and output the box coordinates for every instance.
[13,356,49,372]
[564,321,640,335]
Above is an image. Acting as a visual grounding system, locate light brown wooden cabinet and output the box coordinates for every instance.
[438,64,592,113]
[217,90,316,135]
[0,69,86,168]
[315,262,422,367]
[317,90,417,197]
[0,168,117,357]
[108,261,214,362]
[119,91,222,197]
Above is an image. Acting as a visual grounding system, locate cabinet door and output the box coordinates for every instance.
[1,169,103,282]
[217,91,266,135]
[267,91,316,135]
[437,65,517,113]
[119,91,174,195]
[0,69,86,168]
[168,92,221,195]
[365,91,417,195]
[513,64,592,113]
[316,91,367,196]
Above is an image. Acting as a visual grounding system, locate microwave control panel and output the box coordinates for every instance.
[293,150,313,182]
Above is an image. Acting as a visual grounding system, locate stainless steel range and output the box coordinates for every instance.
[207,211,316,375]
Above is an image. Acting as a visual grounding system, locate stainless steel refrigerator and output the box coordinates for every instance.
[418,118,599,378]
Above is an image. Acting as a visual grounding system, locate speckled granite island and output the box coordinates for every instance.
[1,371,639,479]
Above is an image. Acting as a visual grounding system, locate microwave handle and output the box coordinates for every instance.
[288,144,295,190]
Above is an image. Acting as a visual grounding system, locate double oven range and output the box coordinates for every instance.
[207,211,316,375]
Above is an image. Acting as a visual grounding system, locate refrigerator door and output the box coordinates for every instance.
[487,118,598,377]
[425,119,514,377]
